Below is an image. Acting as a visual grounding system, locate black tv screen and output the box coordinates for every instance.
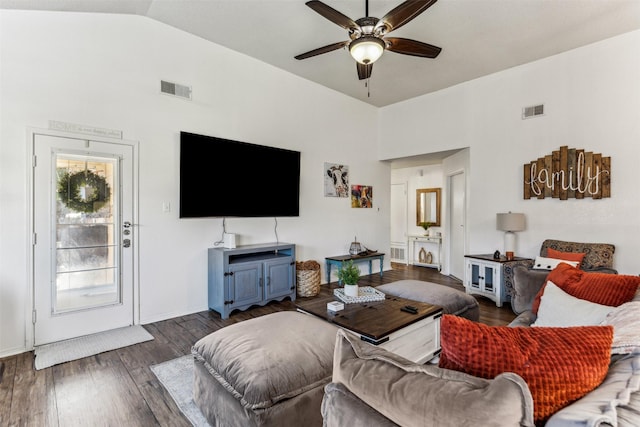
[179,132,300,218]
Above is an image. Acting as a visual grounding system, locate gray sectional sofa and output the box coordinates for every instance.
[322,264,640,426]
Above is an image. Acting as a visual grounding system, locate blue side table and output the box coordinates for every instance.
[325,252,385,284]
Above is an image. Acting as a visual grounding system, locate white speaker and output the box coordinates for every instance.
[223,233,236,249]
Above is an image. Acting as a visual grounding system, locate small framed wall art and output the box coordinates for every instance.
[351,185,373,208]
[324,163,349,197]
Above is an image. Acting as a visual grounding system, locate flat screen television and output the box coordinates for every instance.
[179,131,301,218]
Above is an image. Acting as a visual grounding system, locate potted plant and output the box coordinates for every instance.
[337,259,360,297]
[419,221,434,236]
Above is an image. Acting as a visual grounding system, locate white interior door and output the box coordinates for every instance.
[448,172,465,280]
[390,183,408,262]
[33,133,136,345]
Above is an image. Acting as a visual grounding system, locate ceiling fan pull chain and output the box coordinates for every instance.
[366,77,370,98]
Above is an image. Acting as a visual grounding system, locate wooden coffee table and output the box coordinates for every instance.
[296,292,443,363]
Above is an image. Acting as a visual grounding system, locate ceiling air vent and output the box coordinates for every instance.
[522,104,544,119]
[160,80,192,100]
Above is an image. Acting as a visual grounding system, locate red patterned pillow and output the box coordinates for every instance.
[532,263,640,314]
[439,315,612,423]
[547,248,586,267]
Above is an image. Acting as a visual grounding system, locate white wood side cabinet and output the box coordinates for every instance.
[463,254,531,307]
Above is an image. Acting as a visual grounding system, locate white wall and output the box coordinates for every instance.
[0,11,389,356]
[380,30,640,275]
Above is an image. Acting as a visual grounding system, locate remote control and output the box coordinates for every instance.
[401,306,418,314]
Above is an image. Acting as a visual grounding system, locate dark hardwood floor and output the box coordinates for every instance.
[0,263,515,426]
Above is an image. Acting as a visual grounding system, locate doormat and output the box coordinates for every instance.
[34,325,154,370]
[150,355,211,427]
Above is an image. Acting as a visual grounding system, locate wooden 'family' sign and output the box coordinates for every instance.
[524,146,610,200]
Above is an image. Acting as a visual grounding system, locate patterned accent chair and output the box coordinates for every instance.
[503,239,616,301]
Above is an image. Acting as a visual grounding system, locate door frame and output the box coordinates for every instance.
[26,127,140,349]
[445,169,466,279]
[390,182,408,264]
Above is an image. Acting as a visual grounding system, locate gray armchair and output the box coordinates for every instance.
[504,239,617,304]
[508,239,617,327]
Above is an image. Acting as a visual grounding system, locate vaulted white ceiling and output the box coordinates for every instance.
[2,0,640,107]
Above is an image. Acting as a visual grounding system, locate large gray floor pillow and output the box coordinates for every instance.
[329,329,535,427]
[377,280,480,321]
[192,311,338,410]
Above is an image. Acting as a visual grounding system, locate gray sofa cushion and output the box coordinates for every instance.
[191,311,338,410]
[327,329,535,427]
[322,383,398,427]
[511,266,549,315]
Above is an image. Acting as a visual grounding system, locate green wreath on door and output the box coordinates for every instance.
[57,170,111,213]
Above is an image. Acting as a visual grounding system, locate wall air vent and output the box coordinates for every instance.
[522,104,544,119]
[390,246,406,262]
[160,80,192,100]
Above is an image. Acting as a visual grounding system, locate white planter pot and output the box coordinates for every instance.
[344,284,359,297]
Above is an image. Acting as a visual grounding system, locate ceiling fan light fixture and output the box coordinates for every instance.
[349,36,385,65]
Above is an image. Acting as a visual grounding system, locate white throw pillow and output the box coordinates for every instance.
[531,256,580,270]
[600,301,640,354]
[533,281,614,327]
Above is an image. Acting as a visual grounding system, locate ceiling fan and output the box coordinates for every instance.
[295,0,442,81]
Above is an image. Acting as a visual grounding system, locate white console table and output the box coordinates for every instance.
[408,235,442,271]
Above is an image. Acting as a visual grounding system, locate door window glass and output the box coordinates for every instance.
[54,155,120,313]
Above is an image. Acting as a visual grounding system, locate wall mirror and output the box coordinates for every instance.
[416,188,441,226]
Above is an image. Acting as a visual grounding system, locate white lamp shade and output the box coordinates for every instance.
[496,213,525,232]
[349,36,385,65]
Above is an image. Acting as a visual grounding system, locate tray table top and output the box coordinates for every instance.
[296,292,442,342]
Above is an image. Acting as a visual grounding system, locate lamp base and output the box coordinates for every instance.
[504,231,516,257]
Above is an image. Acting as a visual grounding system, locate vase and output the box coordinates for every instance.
[344,284,359,297]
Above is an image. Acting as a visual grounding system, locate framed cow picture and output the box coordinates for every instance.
[324,163,349,197]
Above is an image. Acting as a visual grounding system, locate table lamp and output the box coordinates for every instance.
[496,212,525,260]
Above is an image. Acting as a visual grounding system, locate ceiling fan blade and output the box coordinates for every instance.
[295,41,349,60]
[305,0,359,31]
[356,62,373,80]
[385,37,442,58]
[378,0,438,33]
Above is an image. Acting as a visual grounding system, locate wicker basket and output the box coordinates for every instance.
[296,260,321,297]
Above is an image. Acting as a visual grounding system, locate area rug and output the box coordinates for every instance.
[150,355,210,427]
[34,325,154,370]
